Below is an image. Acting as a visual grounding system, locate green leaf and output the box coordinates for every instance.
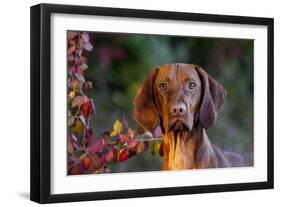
[150,141,161,156]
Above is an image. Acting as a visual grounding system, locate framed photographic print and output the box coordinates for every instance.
[30,3,274,203]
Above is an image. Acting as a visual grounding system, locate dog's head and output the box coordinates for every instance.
[133,64,226,135]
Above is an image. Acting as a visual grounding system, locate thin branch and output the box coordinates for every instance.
[135,137,163,142]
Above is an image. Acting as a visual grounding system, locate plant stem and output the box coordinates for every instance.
[135,137,163,142]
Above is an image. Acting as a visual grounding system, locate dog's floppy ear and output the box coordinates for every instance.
[195,65,226,129]
[133,68,159,131]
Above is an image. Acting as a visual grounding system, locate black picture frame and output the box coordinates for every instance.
[30,3,274,204]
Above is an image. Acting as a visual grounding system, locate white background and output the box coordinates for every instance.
[0,0,280,206]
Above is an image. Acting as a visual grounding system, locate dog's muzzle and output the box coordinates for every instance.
[170,119,190,133]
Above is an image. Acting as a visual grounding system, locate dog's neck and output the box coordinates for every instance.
[162,125,217,170]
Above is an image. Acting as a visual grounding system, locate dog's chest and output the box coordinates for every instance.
[162,132,197,170]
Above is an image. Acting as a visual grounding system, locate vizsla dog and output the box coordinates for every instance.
[134,63,251,170]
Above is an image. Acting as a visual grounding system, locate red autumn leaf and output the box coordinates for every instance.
[80,100,93,117]
[69,163,84,175]
[118,134,127,143]
[82,156,91,169]
[68,54,75,62]
[105,150,114,163]
[72,96,86,108]
[76,68,85,77]
[75,55,86,65]
[119,149,129,161]
[135,141,148,154]
[87,139,104,154]
[68,46,76,55]
[89,155,102,171]
[69,66,77,74]
[68,39,76,55]
[83,128,93,145]
[127,139,137,148]
[113,148,119,161]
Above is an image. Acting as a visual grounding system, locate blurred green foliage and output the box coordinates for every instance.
[84,32,253,172]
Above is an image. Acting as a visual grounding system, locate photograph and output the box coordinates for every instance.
[30,3,273,203]
[66,31,254,175]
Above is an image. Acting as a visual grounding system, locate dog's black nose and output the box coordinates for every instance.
[170,103,186,117]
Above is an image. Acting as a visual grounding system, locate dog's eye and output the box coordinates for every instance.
[188,82,196,90]
[159,82,167,90]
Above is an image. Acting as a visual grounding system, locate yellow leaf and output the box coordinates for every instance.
[110,120,123,136]
[150,141,161,156]
[71,118,84,134]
